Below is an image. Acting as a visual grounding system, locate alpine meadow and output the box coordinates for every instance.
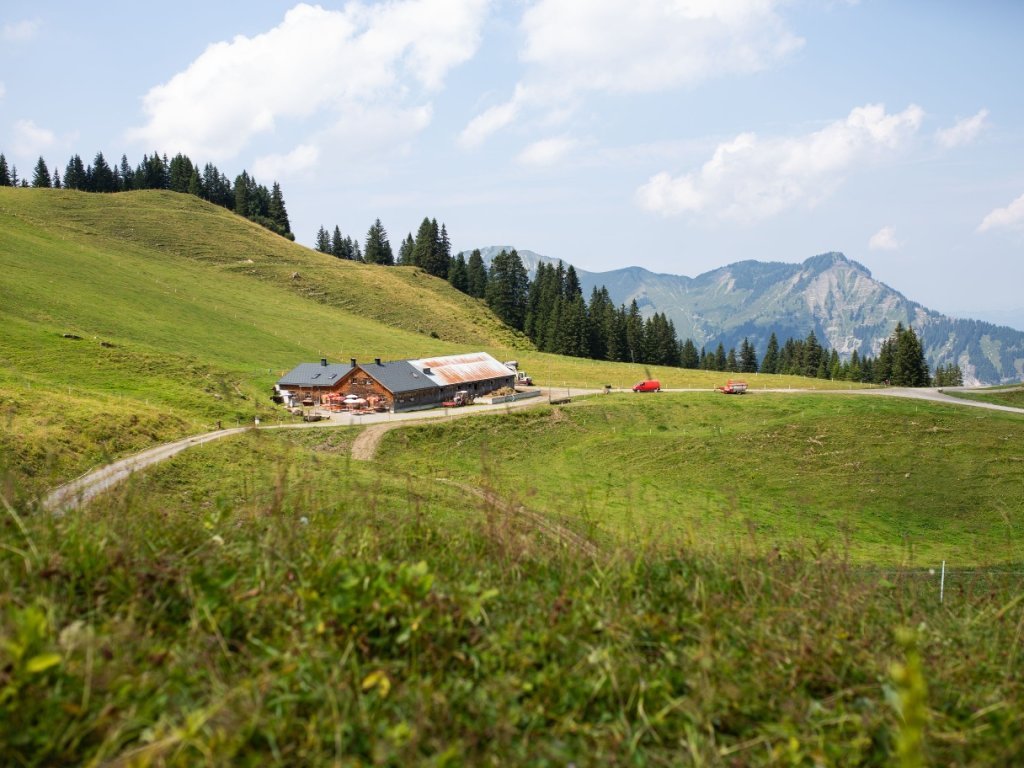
[3,2,1024,764]
[2,186,1023,766]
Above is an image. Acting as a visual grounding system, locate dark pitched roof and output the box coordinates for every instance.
[277,363,351,388]
[358,360,441,395]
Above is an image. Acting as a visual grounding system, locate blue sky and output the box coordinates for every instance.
[3,1,1023,328]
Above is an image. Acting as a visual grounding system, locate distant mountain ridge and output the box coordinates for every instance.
[474,247,1024,386]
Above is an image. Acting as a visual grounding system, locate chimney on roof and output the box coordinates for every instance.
[350,358,357,367]
[375,357,382,366]
[423,367,432,375]
[320,358,328,366]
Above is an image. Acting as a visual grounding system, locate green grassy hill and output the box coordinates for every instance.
[2,188,1023,764]
[0,188,863,494]
[0,188,529,493]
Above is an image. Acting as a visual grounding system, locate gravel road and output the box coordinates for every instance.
[43,385,1022,513]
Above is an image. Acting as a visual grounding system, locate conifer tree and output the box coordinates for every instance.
[119,155,135,191]
[268,182,292,238]
[32,157,52,188]
[448,252,469,293]
[624,300,645,364]
[52,169,61,188]
[411,218,437,271]
[485,248,529,330]
[739,337,759,373]
[466,249,488,298]
[761,332,780,374]
[714,343,727,371]
[92,152,116,192]
[398,234,414,266]
[680,338,700,369]
[363,218,394,265]
[330,226,344,258]
[587,286,614,361]
[0,154,10,186]
[168,153,194,193]
[187,169,203,197]
[315,226,331,253]
[803,330,823,378]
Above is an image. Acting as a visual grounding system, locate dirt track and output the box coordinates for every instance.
[350,423,403,461]
[43,385,1023,513]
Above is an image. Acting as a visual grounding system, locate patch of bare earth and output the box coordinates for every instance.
[350,423,402,461]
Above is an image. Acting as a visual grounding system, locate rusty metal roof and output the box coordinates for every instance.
[407,352,515,387]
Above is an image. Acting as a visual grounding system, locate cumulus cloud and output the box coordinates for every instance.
[129,1,486,161]
[252,144,320,181]
[2,19,39,42]
[517,135,579,166]
[636,103,924,221]
[462,0,802,145]
[13,119,56,158]
[868,225,900,251]
[936,109,988,148]
[978,193,1024,233]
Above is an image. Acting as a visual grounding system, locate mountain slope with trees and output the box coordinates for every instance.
[476,248,1024,385]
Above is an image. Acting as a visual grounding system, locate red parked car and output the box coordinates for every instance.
[632,380,661,392]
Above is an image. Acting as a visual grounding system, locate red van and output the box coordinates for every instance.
[632,380,661,392]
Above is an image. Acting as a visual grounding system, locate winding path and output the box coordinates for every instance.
[42,388,594,513]
[43,385,1023,514]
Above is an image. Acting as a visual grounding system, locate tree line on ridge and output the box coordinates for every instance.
[0,150,292,240]
[312,214,950,387]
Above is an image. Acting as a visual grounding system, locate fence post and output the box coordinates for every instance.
[940,560,946,603]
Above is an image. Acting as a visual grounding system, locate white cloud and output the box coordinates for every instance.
[2,19,39,42]
[636,103,925,221]
[936,109,988,149]
[517,135,578,166]
[129,1,487,161]
[13,119,56,158]
[978,193,1024,233]
[251,143,320,181]
[463,0,802,144]
[868,225,900,251]
[521,0,802,94]
[459,85,528,149]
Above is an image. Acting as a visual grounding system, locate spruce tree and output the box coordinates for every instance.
[680,338,700,369]
[32,157,52,188]
[330,226,344,258]
[803,330,823,378]
[168,153,194,193]
[761,332,780,374]
[587,287,614,361]
[0,154,10,186]
[485,249,529,330]
[398,234,414,265]
[363,218,394,265]
[315,226,331,253]
[466,249,488,298]
[120,155,135,191]
[268,182,292,237]
[411,218,435,270]
[92,152,116,192]
[739,338,759,373]
[624,300,645,364]
[714,343,727,371]
[448,252,469,293]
